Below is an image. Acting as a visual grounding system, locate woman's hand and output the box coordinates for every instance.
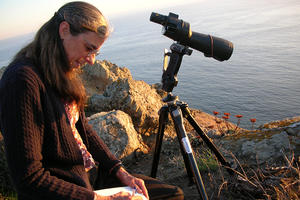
[94,192,144,200]
[115,167,149,199]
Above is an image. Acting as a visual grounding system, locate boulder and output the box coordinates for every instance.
[285,122,300,137]
[217,119,300,167]
[240,131,290,164]
[87,110,148,159]
[80,60,132,96]
[87,78,163,135]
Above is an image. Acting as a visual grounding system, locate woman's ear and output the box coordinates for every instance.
[59,21,71,39]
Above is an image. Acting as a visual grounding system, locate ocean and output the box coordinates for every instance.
[1,0,300,129]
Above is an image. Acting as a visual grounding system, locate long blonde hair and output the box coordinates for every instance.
[12,1,110,108]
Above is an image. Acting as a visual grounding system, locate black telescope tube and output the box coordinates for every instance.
[150,12,167,25]
[150,12,234,61]
[189,32,234,61]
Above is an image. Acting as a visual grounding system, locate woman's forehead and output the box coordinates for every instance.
[80,31,106,48]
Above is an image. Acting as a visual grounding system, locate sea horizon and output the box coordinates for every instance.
[1,0,300,129]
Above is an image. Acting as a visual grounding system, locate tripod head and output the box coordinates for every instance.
[150,12,234,93]
[161,43,192,93]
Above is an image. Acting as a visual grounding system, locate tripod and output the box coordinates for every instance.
[150,43,234,200]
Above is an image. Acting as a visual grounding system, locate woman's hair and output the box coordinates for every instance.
[12,1,110,108]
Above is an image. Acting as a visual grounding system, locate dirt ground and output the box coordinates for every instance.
[121,108,246,200]
[122,126,296,200]
[123,134,237,200]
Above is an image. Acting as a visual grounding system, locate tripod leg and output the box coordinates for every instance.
[176,135,195,185]
[181,105,234,175]
[171,107,208,200]
[151,106,169,178]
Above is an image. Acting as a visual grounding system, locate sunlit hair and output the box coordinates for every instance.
[11,1,110,108]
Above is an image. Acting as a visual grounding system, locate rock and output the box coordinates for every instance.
[87,110,148,159]
[285,122,300,137]
[87,78,163,135]
[186,109,243,138]
[240,131,290,165]
[150,83,167,98]
[258,116,300,130]
[217,118,300,167]
[80,60,132,96]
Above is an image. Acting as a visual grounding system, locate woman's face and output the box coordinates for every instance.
[59,21,106,69]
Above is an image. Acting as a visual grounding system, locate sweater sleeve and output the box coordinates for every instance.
[79,111,122,174]
[0,66,95,200]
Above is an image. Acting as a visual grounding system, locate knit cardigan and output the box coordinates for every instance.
[0,58,122,200]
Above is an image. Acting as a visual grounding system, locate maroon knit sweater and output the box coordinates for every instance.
[0,58,122,200]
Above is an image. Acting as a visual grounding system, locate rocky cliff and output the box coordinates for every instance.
[1,60,299,164]
[0,60,299,197]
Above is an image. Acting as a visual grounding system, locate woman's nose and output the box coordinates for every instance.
[85,54,96,65]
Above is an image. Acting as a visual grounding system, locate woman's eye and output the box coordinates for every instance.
[86,46,93,51]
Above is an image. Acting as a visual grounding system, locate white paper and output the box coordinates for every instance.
[95,186,147,200]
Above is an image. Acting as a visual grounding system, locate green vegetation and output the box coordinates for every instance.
[195,149,219,172]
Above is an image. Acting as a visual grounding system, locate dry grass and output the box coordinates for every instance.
[216,151,300,200]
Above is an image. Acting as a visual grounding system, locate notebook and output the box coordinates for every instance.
[94,186,147,200]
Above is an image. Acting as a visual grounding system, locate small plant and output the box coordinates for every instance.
[222,113,231,132]
[213,111,219,116]
[212,111,226,135]
[195,149,219,173]
[212,110,259,134]
[234,115,243,133]
[224,113,230,117]
[250,118,257,130]
[213,111,238,135]
[212,111,228,135]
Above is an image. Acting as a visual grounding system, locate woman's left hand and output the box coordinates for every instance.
[115,167,149,199]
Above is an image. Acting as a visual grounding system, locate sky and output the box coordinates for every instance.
[0,0,199,40]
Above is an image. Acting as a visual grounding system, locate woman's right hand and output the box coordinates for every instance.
[95,192,144,200]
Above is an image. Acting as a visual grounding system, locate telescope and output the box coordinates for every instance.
[150,12,233,61]
[150,12,235,200]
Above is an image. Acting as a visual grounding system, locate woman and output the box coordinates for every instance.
[0,1,184,200]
